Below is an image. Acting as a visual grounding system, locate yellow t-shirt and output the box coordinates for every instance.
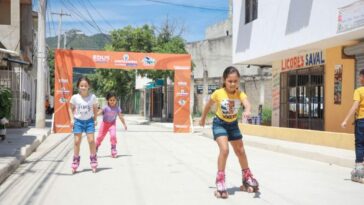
[354,87,364,119]
[210,88,247,122]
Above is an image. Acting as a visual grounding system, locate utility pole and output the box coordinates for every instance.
[36,0,46,128]
[52,9,70,49]
[63,31,67,49]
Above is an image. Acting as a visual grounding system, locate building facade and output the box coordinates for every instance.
[0,0,38,126]
[233,0,364,133]
[187,0,272,116]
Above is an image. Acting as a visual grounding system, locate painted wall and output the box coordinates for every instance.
[233,0,364,65]
[0,0,20,52]
[325,46,355,133]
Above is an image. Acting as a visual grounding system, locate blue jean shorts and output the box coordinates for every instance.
[212,116,242,141]
[73,118,95,134]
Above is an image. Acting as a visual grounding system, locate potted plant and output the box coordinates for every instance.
[0,86,12,141]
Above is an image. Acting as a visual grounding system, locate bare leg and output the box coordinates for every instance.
[230,139,249,169]
[216,136,229,171]
[74,134,82,156]
[87,133,96,155]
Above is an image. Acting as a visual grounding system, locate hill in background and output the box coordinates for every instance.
[46,29,111,50]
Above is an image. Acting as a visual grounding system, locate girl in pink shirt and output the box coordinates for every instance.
[96,92,127,158]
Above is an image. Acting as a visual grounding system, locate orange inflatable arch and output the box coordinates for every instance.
[54,49,191,133]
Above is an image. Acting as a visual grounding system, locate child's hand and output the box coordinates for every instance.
[199,118,205,127]
[70,119,74,128]
[124,125,127,131]
[341,120,347,128]
[94,120,98,127]
[243,111,251,119]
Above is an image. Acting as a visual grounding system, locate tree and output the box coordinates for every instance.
[91,22,188,114]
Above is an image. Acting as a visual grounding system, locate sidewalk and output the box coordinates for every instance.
[124,115,355,168]
[0,125,51,184]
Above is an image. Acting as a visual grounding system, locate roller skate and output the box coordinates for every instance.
[90,154,98,173]
[240,168,259,192]
[111,145,117,158]
[214,171,228,199]
[71,155,80,174]
[351,164,364,183]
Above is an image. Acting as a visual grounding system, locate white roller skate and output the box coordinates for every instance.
[90,154,98,173]
[111,145,117,158]
[214,171,228,199]
[351,164,364,183]
[71,156,80,174]
[240,168,259,192]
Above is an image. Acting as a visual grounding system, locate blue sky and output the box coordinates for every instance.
[33,0,229,42]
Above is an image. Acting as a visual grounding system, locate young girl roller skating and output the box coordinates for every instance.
[341,69,364,184]
[200,66,259,199]
[96,92,127,158]
[69,76,98,173]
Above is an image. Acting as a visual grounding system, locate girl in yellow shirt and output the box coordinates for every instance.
[200,66,259,198]
[342,69,364,183]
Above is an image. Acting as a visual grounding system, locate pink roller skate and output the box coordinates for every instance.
[111,145,117,158]
[240,168,259,192]
[90,154,98,173]
[214,171,228,199]
[71,155,80,174]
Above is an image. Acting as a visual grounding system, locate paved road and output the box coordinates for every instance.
[0,120,363,205]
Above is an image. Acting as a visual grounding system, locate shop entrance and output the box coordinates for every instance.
[280,66,324,130]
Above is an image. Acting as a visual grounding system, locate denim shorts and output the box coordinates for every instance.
[73,118,95,134]
[212,116,242,141]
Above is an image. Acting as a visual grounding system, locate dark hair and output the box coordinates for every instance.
[106,92,117,101]
[360,69,364,76]
[76,76,91,87]
[222,66,240,87]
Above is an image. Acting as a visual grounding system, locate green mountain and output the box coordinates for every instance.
[46,29,111,50]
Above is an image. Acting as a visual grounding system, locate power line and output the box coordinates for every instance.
[85,0,115,31]
[146,0,229,12]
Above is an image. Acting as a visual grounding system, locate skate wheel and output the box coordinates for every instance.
[214,191,221,198]
[214,191,228,199]
[221,191,228,199]
[247,187,254,193]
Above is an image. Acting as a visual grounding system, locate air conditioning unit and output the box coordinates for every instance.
[241,66,259,76]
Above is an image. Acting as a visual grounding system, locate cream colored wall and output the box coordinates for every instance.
[240,124,354,150]
[325,46,355,133]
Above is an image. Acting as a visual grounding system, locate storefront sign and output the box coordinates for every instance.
[281,51,325,72]
[334,64,343,104]
[337,1,364,33]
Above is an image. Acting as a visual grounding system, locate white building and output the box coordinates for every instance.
[233,0,364,133]
[0,0,38,127]
[186,0,272,116]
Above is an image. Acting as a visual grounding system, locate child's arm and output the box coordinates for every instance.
[93,104,98,126]
[341,101,359,128]
[68,103,75,128]
[199,99,215,127]
[97,108,103,116]
[118,113,127,130]
[241,98,252,120]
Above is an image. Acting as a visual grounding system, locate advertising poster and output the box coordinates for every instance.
[334,64,343,104]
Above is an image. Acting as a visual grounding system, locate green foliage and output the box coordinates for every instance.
[46,30,111,50]
[0,86,12,119]
[262,107,272,125]
[47,50,55,96]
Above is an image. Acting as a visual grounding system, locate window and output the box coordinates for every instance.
[0,0,11,25]
[280,67,324,130]
[245,0,258,24]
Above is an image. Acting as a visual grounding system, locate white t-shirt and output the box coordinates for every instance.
[70,94,97,120]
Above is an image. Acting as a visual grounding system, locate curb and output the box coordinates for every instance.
[0,129,51,185]
[200,129,354,168]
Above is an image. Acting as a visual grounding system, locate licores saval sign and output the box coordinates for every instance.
[281,51,325,72]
